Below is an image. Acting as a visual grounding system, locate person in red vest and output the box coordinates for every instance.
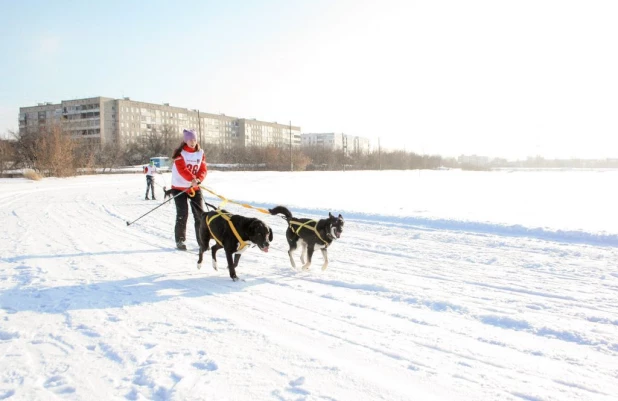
[143,161,158,200]
[170,129,207,250]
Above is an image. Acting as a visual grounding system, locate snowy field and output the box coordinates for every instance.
[1,169,617,401]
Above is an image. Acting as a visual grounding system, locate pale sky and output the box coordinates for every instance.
[1,0,617,160]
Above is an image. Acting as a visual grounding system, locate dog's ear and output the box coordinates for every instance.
[329,212,334,219]
[338,214,343,221]
[268,226,273,242]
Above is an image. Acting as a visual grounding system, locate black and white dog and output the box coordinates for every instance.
[197,207,273,281]
[269,206,344,271]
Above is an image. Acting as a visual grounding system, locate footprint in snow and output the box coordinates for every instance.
[192,361,218,371]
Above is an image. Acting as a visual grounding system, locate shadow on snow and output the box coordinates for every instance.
[0,272,262,315]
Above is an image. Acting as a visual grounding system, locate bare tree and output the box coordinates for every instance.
[12,129,40,170]
[291,148,311,171]
[98,141,124,172]
[202,143,224,164]
[143,129,164,157]
[0,136,16,175]
[138,124,179,160]
[302,145,340,170]
[123,141,145,166]
[36,124,77,177]
[73,141,98,174]
[11,123,78,176]
[159,124,178,157]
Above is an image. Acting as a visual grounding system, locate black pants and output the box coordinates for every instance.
[145,176,155,199]
[172,189,204,243]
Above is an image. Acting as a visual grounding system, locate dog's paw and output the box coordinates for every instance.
[301,263,311,271]
[212,259,218,271]
[197,263,202,270]
[231,276,239,282]
[321,264,328,271]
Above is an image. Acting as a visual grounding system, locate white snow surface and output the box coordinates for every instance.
[1,169,617,401]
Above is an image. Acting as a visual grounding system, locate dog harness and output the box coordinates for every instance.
[289,220,329,247]
[206,210,249,252]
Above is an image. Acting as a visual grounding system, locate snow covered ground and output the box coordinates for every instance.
[1,169,617,401]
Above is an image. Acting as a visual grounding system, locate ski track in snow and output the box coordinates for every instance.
[0,173,617,401]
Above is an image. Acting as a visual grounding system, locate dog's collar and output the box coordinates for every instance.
[234,241,254,255]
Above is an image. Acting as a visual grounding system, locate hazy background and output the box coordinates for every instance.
[1,0,617,160]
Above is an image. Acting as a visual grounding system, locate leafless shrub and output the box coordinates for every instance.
[74,141,98,174]
[0,136,16,175]
[23,169,42,180]
[37,124,77,177]
[12,123,77,177]
[98,141,124,172]
[11,129,39,171]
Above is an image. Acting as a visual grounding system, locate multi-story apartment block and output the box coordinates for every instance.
[301,132,343,149]
[19,96,301,148]
[458,154,491,166]
[19,97,116,146]
[347,135,371,154]
[301,133,371,154]
[239,119,300,148]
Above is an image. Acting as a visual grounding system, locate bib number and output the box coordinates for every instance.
[186,163,199,175]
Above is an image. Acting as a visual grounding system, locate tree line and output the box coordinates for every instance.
[1,123,444,177]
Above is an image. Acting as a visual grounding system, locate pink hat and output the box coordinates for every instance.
[183,129,197,142]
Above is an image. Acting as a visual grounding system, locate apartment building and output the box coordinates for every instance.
[301,133,371,154]
[458,154,491,166]
[19,96,301,148]
[238,119,300,148]
[347,135,371,154]
[19,97,115,146]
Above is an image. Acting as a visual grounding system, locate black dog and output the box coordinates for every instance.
[162,186,174,200]
[197,207,273,281]
[269,206,344,271]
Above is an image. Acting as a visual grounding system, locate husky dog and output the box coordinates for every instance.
[269,206,344,271]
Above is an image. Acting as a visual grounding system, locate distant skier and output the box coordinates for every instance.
[144,161,157,200]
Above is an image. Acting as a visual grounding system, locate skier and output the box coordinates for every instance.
[144,161,158,200]
[170,129,208,250]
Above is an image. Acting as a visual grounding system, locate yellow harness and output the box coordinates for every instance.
[206,209,249,252]
[289,220,329,247]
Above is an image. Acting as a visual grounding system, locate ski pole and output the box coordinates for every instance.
[126,187,192,226]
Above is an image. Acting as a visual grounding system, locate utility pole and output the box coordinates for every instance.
[289,121,293,171]
[197,110,202,143]
[378,137,381,170]
[342,133,347,172]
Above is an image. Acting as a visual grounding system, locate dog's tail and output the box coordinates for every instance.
[269,205,293,220]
